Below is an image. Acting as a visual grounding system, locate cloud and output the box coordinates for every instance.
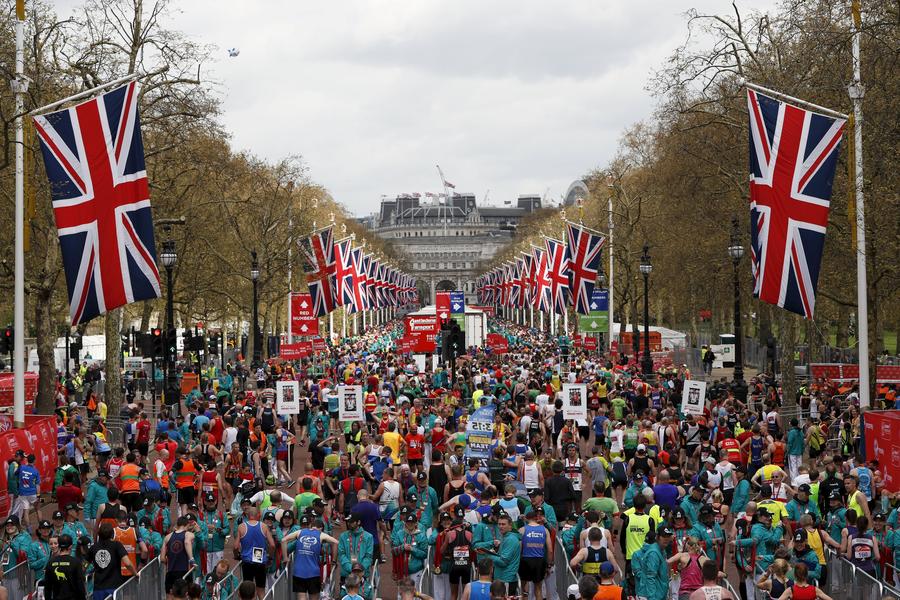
[51,0,779,214]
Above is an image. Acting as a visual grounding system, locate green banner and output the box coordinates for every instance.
[452,313,466,331]
[579,311,608,333]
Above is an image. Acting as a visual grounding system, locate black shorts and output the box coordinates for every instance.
[177,486,196,506]
[519,557,547,582]
[165,570,188,592]
[578,426,590,440]
[448,567,471,585]
[723,489,734,506]
[408,458,424,469]
[293,575,322,594]
[136,442,149,458]
[242,562,267,588]
[809,447,822,459]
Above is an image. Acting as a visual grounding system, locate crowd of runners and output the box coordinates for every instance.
[2,316,897,600]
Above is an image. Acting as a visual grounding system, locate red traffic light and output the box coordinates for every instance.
[152,328,162,336]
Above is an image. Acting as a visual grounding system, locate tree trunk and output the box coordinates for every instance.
[104,309,123,418]
[34,288,58,414]
[837,304,849,348]
[139,300,153,331]
[780,312,797,417]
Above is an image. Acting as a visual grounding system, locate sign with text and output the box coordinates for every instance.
[312,337,326,352]
[281,341,311,360]
[863,411,900,493]
[405,315,439,354]
[338,385,364,421]
[562,383,588,421]
[486,333,508,353]
[680,379,707,416]
[436,291,452,323]
[469,305,495,316]
[578,289,609,333]
[582,336,598,351]
[450,291,465,314]
[465,404,496,466]
[290,292,319,336]
[276,380,300,414]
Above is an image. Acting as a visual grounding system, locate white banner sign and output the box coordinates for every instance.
[338,385,364,422]
[711,344,735,368]
[561,383,588,421]
[681,379,707,416]
[276,380,300,415]
[124,356,143,371]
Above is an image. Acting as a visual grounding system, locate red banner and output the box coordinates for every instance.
[583,336,598,351]
[487,333,508,354]
[395,337,413,354]
[0,373,38,411]
[281,341,312,360]
[469,305,495,316]
[0,415,57,518]
[573,335,583,348]
[810,363,900,383]
[864,411,900,493]
[290,292,319,336]
[436,292,451,324]
[405,315,439,353]
[312,337,326,352]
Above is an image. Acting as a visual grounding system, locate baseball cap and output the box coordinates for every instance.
[351,562,364,572]
[205,574,216,586]
[705,456,716,464]
[439,511,452,521]
[281,510,295,521]
[97,469,109,478]
[798,484,811,494]
[699,505,714,516]
[759,484,773,498]
[299,514,312,526]
[346,513,361,524]
[657,524,675,537]
[52,511,64,520]
[691,484,705,494]
[65,503,80,512]
[185,514,197,522]
[312,498,326,507]
[528,488,544,497]
[874,512,886,521]
[566,512,580,522]
[38,520,51,529]
[600,561,615,576]
[204,492,216,503]
[828,489,842,501]
[416,472,427,481]
[672,507,687,520]
[406,491,418,502]
[757,507,772,518]
[637,444,647,452]
[4,516,19,527]
[405,513,417,523]
[633,470,645,480]
[794,530,808,543]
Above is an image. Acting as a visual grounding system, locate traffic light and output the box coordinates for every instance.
[151,328,164,357]
[70,333,83,361]
[208,334,219,355]
[121,333,130,354]
[2,326,13,355]
[167,327,177,358]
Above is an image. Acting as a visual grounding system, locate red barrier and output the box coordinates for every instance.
[0,415,58,518]
[810,363,900,383]
[0,373,38,411]
[863,411,900,494]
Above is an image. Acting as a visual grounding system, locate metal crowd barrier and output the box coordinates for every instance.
[110,556,166,600]
[212,561,242,599]
[417,547,433,595]
[819,548,900,600]
[553,537,577,600]
[1,561,34,600]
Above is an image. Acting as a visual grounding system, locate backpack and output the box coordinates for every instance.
[260,408,276,434]
[344,477,361,516]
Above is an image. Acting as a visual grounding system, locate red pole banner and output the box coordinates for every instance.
[291,292,319,336]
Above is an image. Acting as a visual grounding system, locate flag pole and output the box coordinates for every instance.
[849,0,870,408]
[607,177,615,356]
[742,80,848,120]
[13,0,26,427]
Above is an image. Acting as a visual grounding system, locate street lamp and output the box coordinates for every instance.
[728,217,748,401]
[250,250,261,365]
[639,244,653,376]
[160,239,177,406]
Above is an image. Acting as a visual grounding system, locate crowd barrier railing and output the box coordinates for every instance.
[1,561,33,600]
[110,556,166,600]
[554,537,578,600]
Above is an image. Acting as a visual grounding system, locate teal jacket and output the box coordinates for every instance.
[634,542,668,600]
[736,523,784,570]
[787,427,805,456]
[27,539,51,580]
[486,531,521,583]
[688,522,724,562]
[84,479,109,520]
[732,479,751,515]
[391,528,428,574]
[559,522,583,557]
[407,485,440,525]
[791,548,821,582]
[338,529,374,576]
[138,526,163,555]
[535,502,557,529]
[61,521,91,553]
[472,522,502,551]
[679,496,703,527]
[203,510,230,552]
[786,499,820,522]
[623,483,647,509]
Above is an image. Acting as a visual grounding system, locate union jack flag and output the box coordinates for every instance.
[509,261,523,308]
[523,252,535,306]
[355,252,370,311]
[565,223,606,315]
[33,81,160,325]
[366,257,379,308]
[334,238,356,310]
[298,225,336,316]
[748,89,845,318]
[545,238,570,315]
[532,246,551,312]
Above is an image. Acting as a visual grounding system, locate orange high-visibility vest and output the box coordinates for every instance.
[114,526,138,576]
[175,459,198,489]
[119,463,141,493]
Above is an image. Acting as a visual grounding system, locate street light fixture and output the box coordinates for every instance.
[160,238,178,407]
[729,217,748,401]
[639,245,653,376]
[250,250,261,365]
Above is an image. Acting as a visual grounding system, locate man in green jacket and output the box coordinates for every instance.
[83,470,110,527]
[339,514,375,581]
[472,506,503,551]
[734,507,784,571]
[478,514,521,595]
[633,524,673,600]
[391,513,428,589]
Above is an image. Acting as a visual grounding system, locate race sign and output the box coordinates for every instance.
[464,404,496,466]
[680,379,707,416]
[276,380,300,414]
[405,315,439,354]
[281,341,311,360]
[436,291,451,323]
[450,291,465,313]
[338,385,364,421]
[578,289,608,333]
[562,383,588,421]
[486,333,508,353]
[582,336,598,351]
[291,292,319,336]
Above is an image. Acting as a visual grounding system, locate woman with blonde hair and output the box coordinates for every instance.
[668,537,724,600]
[756,558,791,600]
[774,562,832,600]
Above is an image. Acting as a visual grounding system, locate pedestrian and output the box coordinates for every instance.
[687,560,734,600]
[282,513,339,600]
[161,517,196,599]
[44,534,87,600]
[233,507,275,599]
[89,522,137,600]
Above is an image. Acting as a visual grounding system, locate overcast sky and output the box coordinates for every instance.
[59,0,778,216]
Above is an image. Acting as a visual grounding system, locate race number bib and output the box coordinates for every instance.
[453,546,470,567]
[252,547,264,563]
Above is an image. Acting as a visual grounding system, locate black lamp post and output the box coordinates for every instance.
[639,244,653,376]
[728,217,748,401]
[160,239,178,404]
[250,250,261,365]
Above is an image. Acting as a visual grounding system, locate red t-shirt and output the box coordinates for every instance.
[136,420,151,444]
[406,433,425,460]
[56,483,84,512]
[340,476,365,495]
[209,417,225,445]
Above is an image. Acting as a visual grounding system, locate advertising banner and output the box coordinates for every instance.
[578,289,609,333]
[405,315,439,354]
[436,291,451,323]
[281,341,312,360]
[863,411,900,493]
[680,379,707,416]
[276,380,300,414]
[0,373,37,411]
[486,333,508,354]
[562,383,588,421]
[0,415,57,518]
[810,364,900,383]
[290,292,319,336]
[583,337,598,351]
[465,404,496,466]
[338,385,364,422]
[312,337,327,352]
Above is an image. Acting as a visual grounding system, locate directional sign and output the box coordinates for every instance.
[436,291,451,323]
[578,289,608,333]
[291,292,319,336]
[450,291,465,314]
